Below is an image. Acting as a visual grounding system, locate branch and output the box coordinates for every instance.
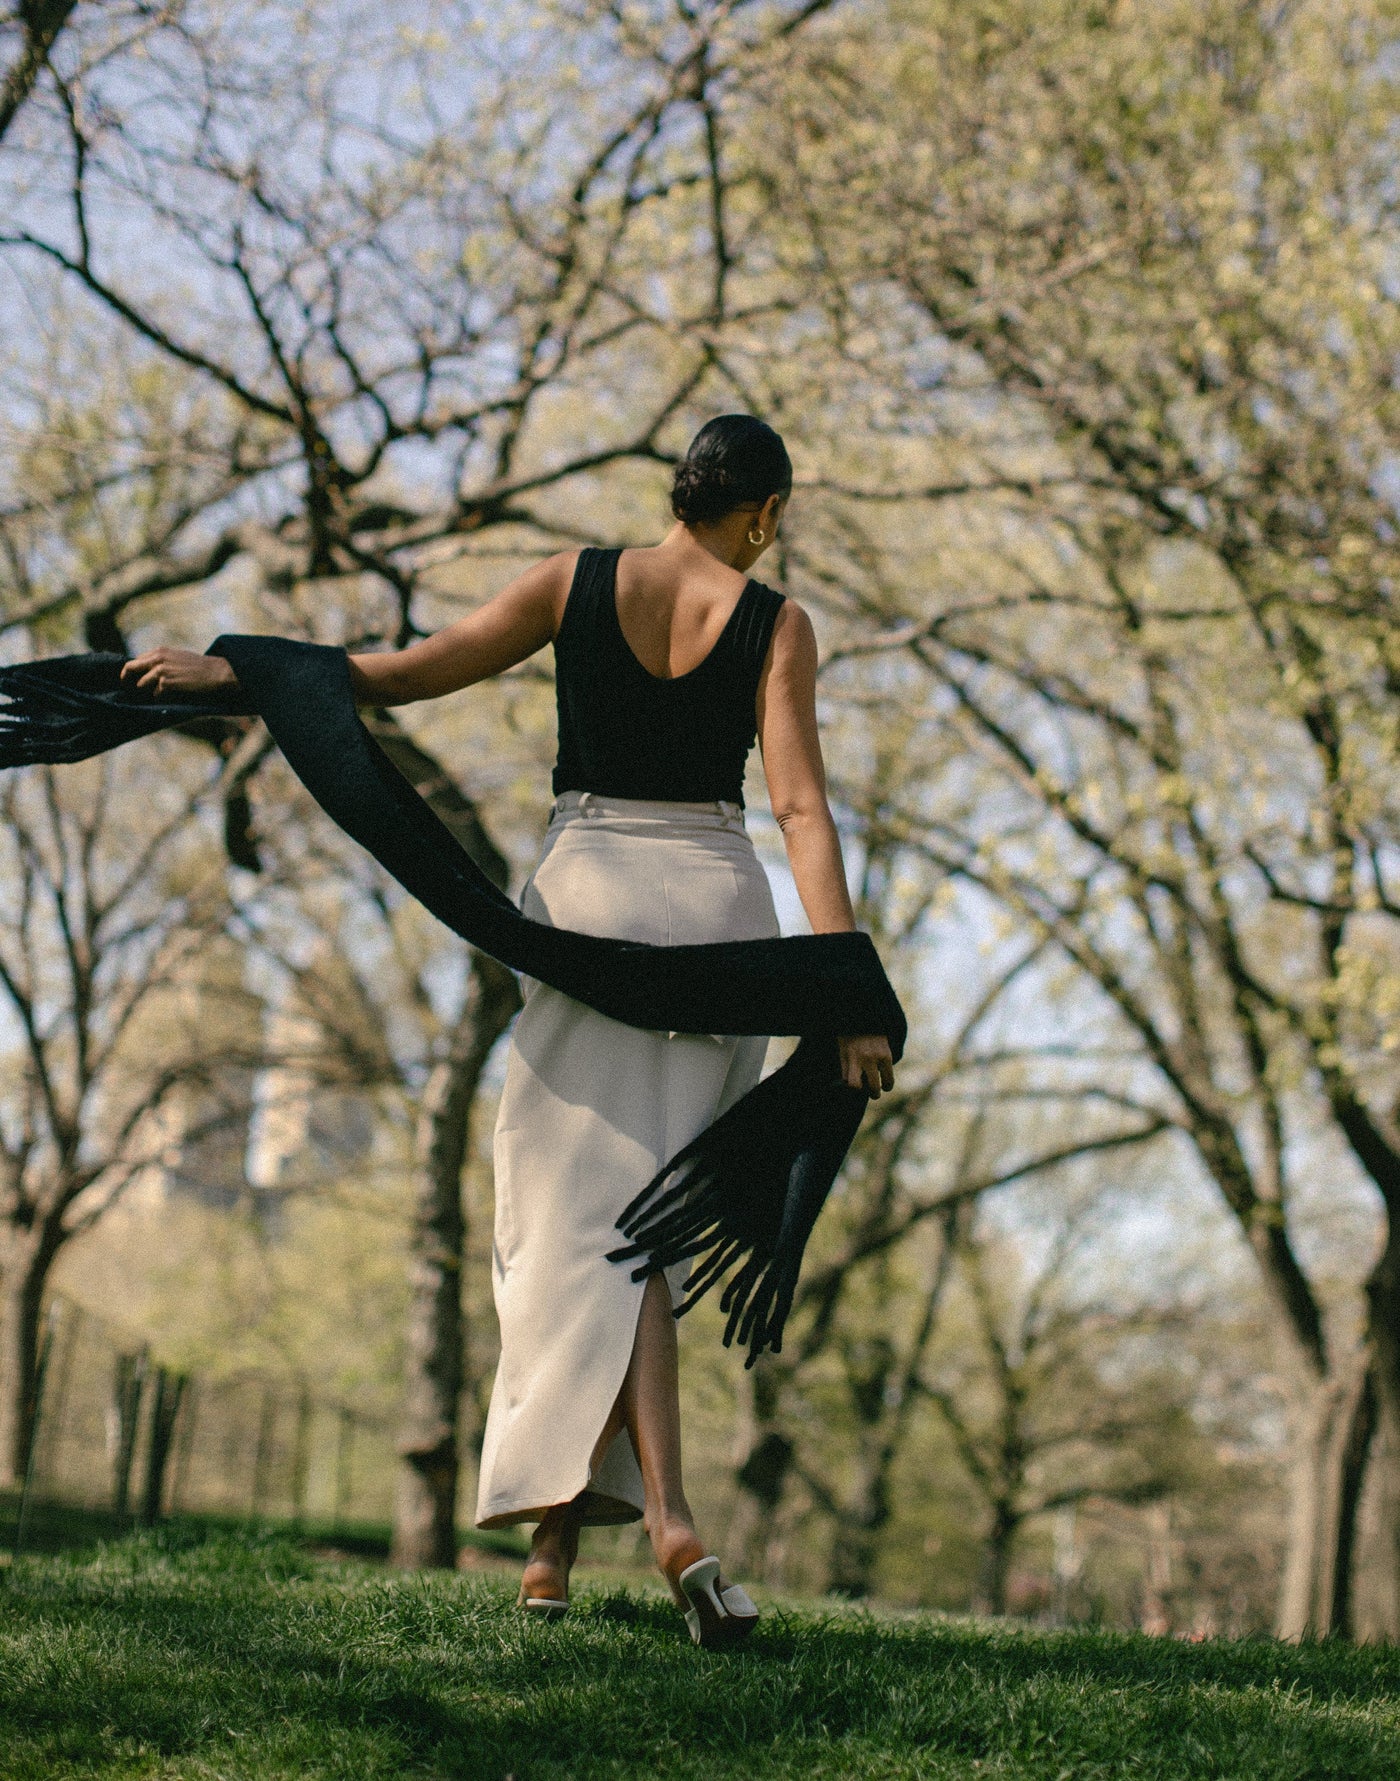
[0,232,297,425]
[0,0,79,144]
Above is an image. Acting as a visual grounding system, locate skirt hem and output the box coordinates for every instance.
[475,1488,644,1531]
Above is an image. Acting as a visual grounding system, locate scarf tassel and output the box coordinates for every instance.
[609,1036,867,1362]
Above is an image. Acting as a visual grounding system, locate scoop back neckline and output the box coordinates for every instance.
[608,547,757,685]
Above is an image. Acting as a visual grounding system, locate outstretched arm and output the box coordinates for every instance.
[757,601,896,1098]
[346,553,571,704]
[119,553,576,704]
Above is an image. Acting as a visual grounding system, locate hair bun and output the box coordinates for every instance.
[670,415,792,527]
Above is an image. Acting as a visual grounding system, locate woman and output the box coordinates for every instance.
[120,415,896,1645]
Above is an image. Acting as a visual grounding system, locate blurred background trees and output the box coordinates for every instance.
[3,0,1397,1637]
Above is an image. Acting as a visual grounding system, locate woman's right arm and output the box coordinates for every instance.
[347,553,572,705]
[120,552,576,705]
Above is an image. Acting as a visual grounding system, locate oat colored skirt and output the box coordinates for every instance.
[475,791,779,1529]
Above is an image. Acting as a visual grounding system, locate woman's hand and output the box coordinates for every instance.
[119,647,238,697]
[839,1033,895,1098]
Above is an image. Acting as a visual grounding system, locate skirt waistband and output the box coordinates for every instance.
[550,790,748,835]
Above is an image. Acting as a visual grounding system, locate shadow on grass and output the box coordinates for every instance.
[0,1489,528,1565]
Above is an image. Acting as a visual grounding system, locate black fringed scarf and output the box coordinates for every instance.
[0,637,906,1361]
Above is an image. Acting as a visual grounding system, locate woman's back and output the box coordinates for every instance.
[612,545,757,680]
[552,547,784,808]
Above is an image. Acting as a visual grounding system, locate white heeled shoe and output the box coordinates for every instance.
[677,1555,759,1649]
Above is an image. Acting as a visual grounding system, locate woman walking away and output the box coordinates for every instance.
[108,416,896,1646]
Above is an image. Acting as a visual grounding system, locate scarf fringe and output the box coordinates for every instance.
[0,654,252,766]
[608,1037,867,1363]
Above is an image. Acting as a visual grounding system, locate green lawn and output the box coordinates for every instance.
[0,1529,1396,1780]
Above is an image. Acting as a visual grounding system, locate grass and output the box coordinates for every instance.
[0,1528,1397,1779]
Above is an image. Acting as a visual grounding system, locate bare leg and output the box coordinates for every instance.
[517,1276,679,1604]
[520,1497,583,1604]
[618,1272,712,1601]
[521,1273,725,1608]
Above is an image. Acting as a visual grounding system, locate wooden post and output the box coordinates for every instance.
[110,1347,148,1518]
[169,1377,198,1515]
[334,1406,353,1532]
[291,1386,312,1528]
[251,1382,277,1518]
[141,1368,188,1527]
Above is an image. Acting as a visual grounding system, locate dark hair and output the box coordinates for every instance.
[670,415,793,527]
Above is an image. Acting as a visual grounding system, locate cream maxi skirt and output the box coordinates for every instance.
[475,791,779,1529]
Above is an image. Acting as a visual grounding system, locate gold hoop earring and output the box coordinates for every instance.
[747,527,765,547]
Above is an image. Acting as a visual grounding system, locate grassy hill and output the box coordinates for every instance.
[0,1527,1396,1779]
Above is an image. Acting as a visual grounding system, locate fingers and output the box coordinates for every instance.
[120,649,170,693]
[838,1036,897,1099]
[118,647,222,697]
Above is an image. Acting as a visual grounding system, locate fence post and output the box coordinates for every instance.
[251,1382,276,1519]
[169,1377,198,1515]
[141,1368,188,1527]
[110,1347,149,1518]
[12,1299,62,1559]
[334,1406,353,1534]
[31,1299,81,1497]
[291,1385,312,1529]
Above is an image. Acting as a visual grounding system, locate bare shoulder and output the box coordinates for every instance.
[497,549,580,632]
[519,548,580,600]
[768,596,817,672]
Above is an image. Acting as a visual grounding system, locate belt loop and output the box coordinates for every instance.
[579,790,596,818]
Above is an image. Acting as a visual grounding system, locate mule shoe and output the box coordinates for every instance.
[677,1555,758,1649]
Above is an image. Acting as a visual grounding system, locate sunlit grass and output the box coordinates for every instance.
[0,1527,1396,1779]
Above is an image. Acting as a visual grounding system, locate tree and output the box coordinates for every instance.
[0,1,80,144]
[0,745,243,1483]
[205,703,523,1565]
[917,1195,1201,1618]
[369,718,520,1568]
[723,736,1170,1597]
[762,0,1400,1637]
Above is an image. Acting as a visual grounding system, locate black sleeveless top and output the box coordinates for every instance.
[552,547,786,807]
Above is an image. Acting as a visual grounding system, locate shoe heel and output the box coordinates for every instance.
[678,1556,723,1612]
[678,1555,737,1648]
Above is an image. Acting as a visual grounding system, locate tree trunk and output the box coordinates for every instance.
[0,1227,60,1488]
[730,1358,793,1582]
[1347,1226,1400,1640]
[1354,1390,1400,1641]
[826,1460,890,1599]
[390,953,519,1568]
[980,1503,1017,1618]
[826,1348,898,1598]
[1275,1355,1373,1639]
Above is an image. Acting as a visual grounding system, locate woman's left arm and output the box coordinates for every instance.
[757,601,895,1099]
